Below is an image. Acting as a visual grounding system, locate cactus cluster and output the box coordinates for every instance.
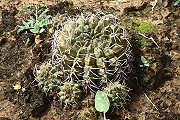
[52,13,131,89]
[34,61,63,92]
[104,81,129,107]
[58,82,82,104]
[35,13,132,105]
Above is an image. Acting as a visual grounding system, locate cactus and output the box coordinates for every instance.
[104,81,129,107]
[58,82,82,104]
[34,61,63,92]
[52,13,131,89]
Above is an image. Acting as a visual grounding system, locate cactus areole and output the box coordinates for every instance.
[52,14,131,89]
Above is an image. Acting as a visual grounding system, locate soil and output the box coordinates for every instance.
[0,0,179,120]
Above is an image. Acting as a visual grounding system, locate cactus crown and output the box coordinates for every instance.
[52,13,131,89]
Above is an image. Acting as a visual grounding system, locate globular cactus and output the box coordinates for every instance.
[52,13,131,89]
[34,62,63,92]
[104,81,129,107]
[58,82,82,104]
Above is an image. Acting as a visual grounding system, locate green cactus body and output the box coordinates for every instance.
[35,62,63,92]
[104,81,129,107]
[58,82,82,103]
[52,14,131,89]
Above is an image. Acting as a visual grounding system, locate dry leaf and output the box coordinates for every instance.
[153,19,164,25]
[161,8,170,18]
[35,35,43,44]
[13,84,21,90]
[162,1,168,7]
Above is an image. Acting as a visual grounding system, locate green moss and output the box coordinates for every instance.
[121,21,133,29]
[133,20,158,32]
[141,11,151,17]
[136,37,146,47]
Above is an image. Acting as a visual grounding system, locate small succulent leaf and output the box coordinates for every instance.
[35,22,40,28]
[144,63,149,67]
[44,15,52,23]
[30,28,38,33]
[38,21,44,27]
[30,25,39,33]
[17,25,29,33]
[27,19,35,25]
[39,28,45,33]
[17,28,23,33]
[22,20,29,27]
[20,7,31,13]
[45,15,52,19]
[175,0,180,6]
[25,4,34,8]
[33,12,38,19]
[42,19,51,26]
[45,20,51,26]
[29,16,35,21]
[95,91,110,113]
[18,25,25,29]
[39,9,49,19]
[141,56,147,63]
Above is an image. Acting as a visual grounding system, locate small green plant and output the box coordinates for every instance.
[17,2,52,34]
[134,20,158,33]
[174,0,180,6]
[140,56,150,67]
[95,91,110,120]
[136,37,146,47]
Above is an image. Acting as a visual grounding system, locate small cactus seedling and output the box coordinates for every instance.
[52,13,132,90]
[34,61,63,92]
[104,81,129,107]
[140,56,149,67]
[58,82,82,104]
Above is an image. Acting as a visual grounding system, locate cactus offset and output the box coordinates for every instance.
[58,82,82,104]
[34,61,63,92]
[52,13,131,89]
[104,81,129,107]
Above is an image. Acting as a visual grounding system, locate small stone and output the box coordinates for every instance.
[13,84,21,90]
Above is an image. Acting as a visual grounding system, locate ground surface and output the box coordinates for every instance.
[0,0,179,120]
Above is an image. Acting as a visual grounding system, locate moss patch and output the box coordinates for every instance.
[133,20,159,32]
[136,37,146,47]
